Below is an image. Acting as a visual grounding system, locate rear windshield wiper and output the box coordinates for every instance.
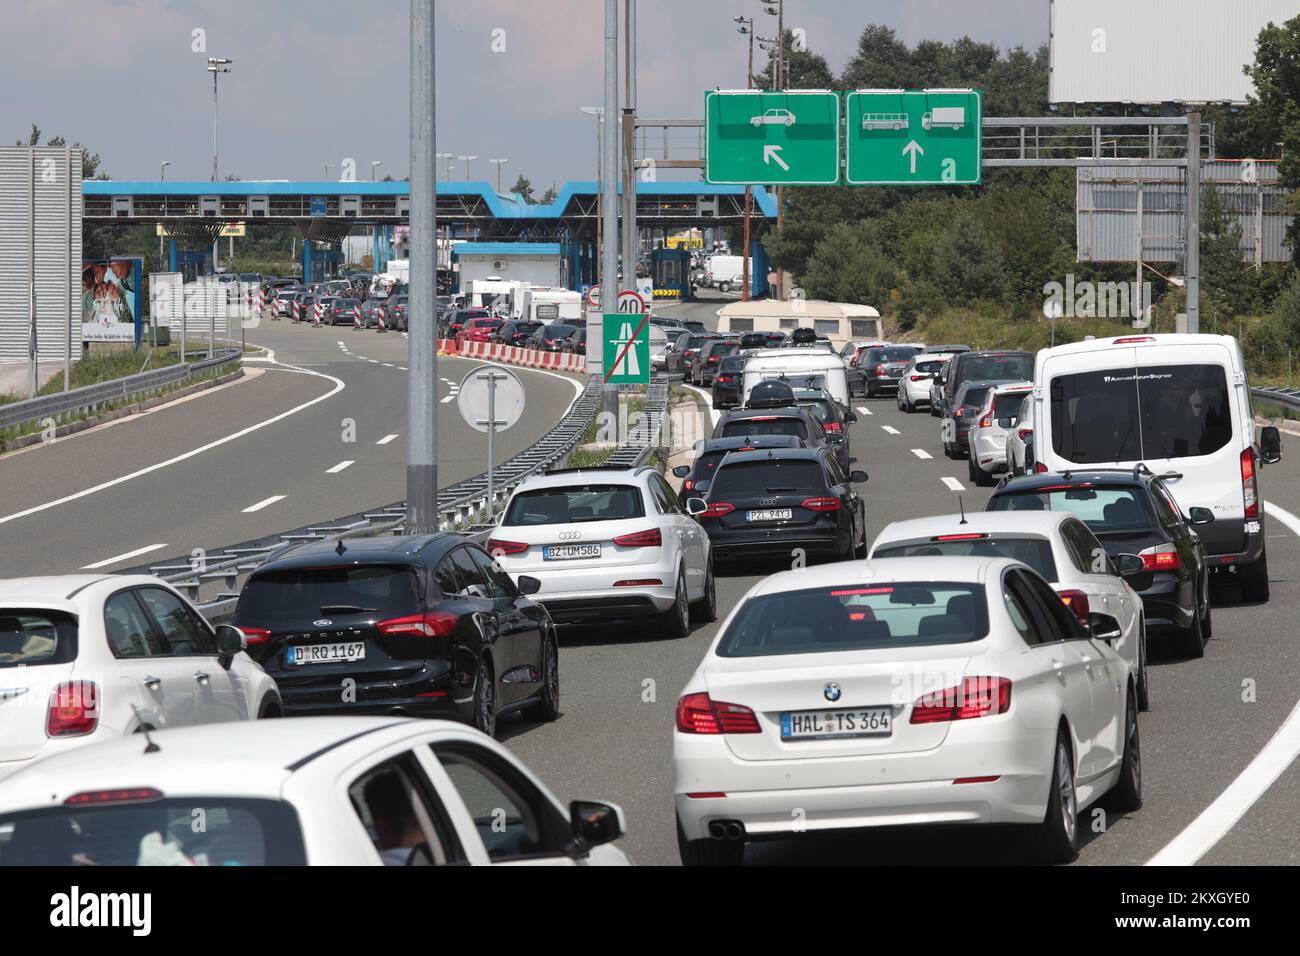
[319,605,378,614]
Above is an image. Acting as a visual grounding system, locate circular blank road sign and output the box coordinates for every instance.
[456,365,526,433]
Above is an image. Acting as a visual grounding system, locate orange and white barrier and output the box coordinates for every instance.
[455,340,587,374]
[292,300,301,322]
[377,305,387,333]
[313,302,323,326]
[353,305,362,330]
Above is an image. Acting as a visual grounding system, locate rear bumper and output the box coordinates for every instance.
[1205,517,1265,572]
[703,525,848,560]
[274,658,465,717]
[541,594,668,623]
[971,433,1008,473]
[866,377,901,393]
[1134,573,1197,631]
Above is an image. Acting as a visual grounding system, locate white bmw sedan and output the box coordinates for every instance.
[869,511,1150,710]
[672,556,1141,866]
[0,717,630,866]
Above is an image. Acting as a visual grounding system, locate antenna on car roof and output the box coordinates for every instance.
[958,495,968,525]
[335,538,347,556]
[131,705,161,754]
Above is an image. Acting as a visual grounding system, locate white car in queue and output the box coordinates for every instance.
[896,352,952,413]
[967,381,1034,486]
[672,556,1141,866]
[869,511,1149,710]
[0,717,630,866]
[488,466,716,637]
[0,575,281,784]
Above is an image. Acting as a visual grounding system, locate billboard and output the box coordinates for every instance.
[1050,0,1300,105]
[82,257,143,345]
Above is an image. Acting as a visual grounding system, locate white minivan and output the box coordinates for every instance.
[1030,334,1282,600]
[741,349,850,406]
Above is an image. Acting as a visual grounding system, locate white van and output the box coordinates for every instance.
[741,349,849,407]
[1031,333,1281,599]
[704,255,747,292]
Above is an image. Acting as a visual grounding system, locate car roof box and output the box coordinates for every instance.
[746,378,796,409]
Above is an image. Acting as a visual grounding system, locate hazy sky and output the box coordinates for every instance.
[3,0,1048,189]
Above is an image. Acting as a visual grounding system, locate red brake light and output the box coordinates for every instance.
[47,681,99,738]
[934,533,986,541]
[239,626,272,645]
[830,586,893,596]
[716,375,733,383]
[1056,589,1091,625]
[909,676,1011,724]
[64,788,163,806]
[1241,447,1259,518]
[1114,336,1155,344]
[377,612,458,638]
[701,502,736,518]
[613,528,662,548]
[1017,428,1032,441]
[800,496,841,512]
[822,421,842,433]
[978,416,993,428]
[1034,462,1049,474]
[683,479,696,491]
[748,416,778,422]
[675,692,761,734]
[486,538,529,556]
[1139,544,1181,572]
[910,374,925,381]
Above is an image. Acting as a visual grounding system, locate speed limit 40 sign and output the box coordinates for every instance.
[585,287,647,314]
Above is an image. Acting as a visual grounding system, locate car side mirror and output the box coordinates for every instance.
[569,800,625,852]
[686,497,708,516]
[694,479,711,494]
[672,464,691,478]
[1188,507,1215,526]
[998,417,1014,428]
[1087,612,1123,644]
[516,575,541,595]
[844,413,858,424]
[215,624,246,662]
[1113,553,1145,577]
[1261,426,1282,464]
[849,470,869,483]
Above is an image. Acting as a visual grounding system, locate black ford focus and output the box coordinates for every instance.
[232,534,558,737]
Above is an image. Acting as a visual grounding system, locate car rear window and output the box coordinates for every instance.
[914,360,946,374]
[719,417,808,441]
[987,485,1154,532]
[717,583,989,656]
[994,392,1028,419]
[709,459,824,496]
[0,798,306,866]
[1048,363,1233,463]
[236,565,421,621]
[867,347,920,363]
[0,610,77,667]
[958,354,1034,384]
[541,326,575,340]
[874,536,1059,583]
[959,386,992,409]
[719,356,746,371]
[503,484,645,525]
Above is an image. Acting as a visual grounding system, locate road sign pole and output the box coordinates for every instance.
[486,372,495,518]
[601,0,620,418]
[1185,111,1201,335]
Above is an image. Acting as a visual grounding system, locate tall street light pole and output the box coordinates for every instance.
[621,0,637,296]
[600,0,619,417]
[159,161,171,268]
[489,158,509,194]
[457,154,477,180]
[371,160,383,180]
[580,106,604,286]
[435,152,453,180]
[735,16,754,301]
[763,0,785,299]
[207,56,232,276]
[408,0,438,533]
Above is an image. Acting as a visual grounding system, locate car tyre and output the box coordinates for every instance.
[1109,694,1143,813]
[1240,548,1270,603]
[1136,621,1150,712]
[525,632,561,722]
[472,659,497,737]
[677,816,744,866]
[660,569,691,638]
[691,559,718,623]
[1035,730,1079,864]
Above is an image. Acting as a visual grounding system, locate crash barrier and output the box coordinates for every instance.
[442,339,588,374]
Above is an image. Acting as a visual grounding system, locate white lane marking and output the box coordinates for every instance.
[398,366,408,371]
[242,495,286,513]
[381,363,394,368]
[912,448,933,460]
[1144,498,1300,865]
[881,425,900,435]
[326,460,355,474]
[81,543,168,570]
[377,434,399,445]
[856,406,874,416]
[0,361,345,528]
[440,395,456,403]
[368,359,379,364]
[941,477,965,492]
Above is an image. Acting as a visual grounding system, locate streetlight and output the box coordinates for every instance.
[580,107,605,284]
[435,152,454,180]
[206,57,232,183]
[735,15,755,300]
[457,154,478,180]
[371,160,383,181]
[760,0,785,299]
[160,160,171,181]
[323,162,336,179]
[488,158,509,194]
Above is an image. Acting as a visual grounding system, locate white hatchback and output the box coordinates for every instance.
[896,353,952,413]
[0,717,630,866]
[489,467,715,637]
[0,575,280,783]
[967,381,1033,485]
[672,556,1140,865]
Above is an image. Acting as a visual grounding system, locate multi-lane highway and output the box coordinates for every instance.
[0,319,582,577]
[499,296,1300,866]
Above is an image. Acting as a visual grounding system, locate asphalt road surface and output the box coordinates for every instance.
[0,318,583,577]
[502,294,1300,866]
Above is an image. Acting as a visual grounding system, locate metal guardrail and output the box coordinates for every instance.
[606,379,669,468]
[1252,386,1300,414]
[129,374,606,619]
[0,348,241,433]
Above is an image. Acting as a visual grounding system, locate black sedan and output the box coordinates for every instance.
[793,387,857,472]
[328,298,362,326]
[492,320,545,346]
[850,345,923,398]
[711,354,746,409]
[712,406,830,452]
[686,447,868,567]
[986,468,1213,659]
[529,324,578,352]
[671,433,803,505]
[231,534,559,738]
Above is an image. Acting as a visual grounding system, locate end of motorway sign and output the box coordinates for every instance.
[705,90,840,186]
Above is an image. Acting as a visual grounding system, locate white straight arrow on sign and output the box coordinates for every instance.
[902,139,924,174]
[763,144,790,172]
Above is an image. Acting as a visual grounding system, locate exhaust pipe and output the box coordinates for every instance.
[708,820,745,840]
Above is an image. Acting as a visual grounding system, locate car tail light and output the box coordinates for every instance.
[613,528,662,548]
[1114,336,1155,344]
[675,692,761,734]
[822,421,842,433]
[748,416,778,422]
[978,416,993,428]
[716,375,733,383]
[683,479,696,491]
[1241,447,1259,519]
[47,681,99,737]
[1056,589,1091,625]
[708,356,720,364]
[700,502,736,518]
[377,612,458,638]
[1139,543,1181,572]
[1017,428,1032,441]
[486,538,529,556]
[1034,462,1049,474]
[238,625,272,645]
[872,364,884,375]
[910,374,925,382]
[801,496,841,512]
[909,676,1011,724]
[64,788,163,806]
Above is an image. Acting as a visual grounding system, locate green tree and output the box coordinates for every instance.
[1200,184,1250,331]
[930,212,1007,302]
[15,124,105,178]
[511,174,536,203]
[1245,15,1300,264]
[801,223,896,306]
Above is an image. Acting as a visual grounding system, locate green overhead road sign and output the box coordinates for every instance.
[845,89,981,185]
[705,90,840,185]
[602,312,650,385]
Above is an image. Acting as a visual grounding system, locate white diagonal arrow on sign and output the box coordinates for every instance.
[902,139,924,174]
[763,144,790,172]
